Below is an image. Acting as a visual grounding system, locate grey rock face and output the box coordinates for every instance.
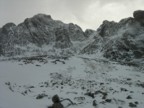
[0,23,16,56]
[0,14,85,56]
[80,36,103,54]
[84,29,96,38]
[15,14,63,46]
[55,27,72,48]
[68,23,86,41]
[133,10,144,26]
[102,18,144,61]
[0,10,144,64]
[82,12,144,63]
[97,20,119,37]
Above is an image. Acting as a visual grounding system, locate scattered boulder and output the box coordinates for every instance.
[105,99,112,103]
[52,95,61,103]
[93,100,97,107]
[48,95,64,108]
[36,93,48,99]
[134,101,139,105]
[129,102,137,107]
[120,88,128,92]
[51,59,65,64]
[74,97,85,103]
[126,95,132,99]
[95,91,108,99]
[126,78,132,81]
[136,82,144,88]
[84,92,95,98]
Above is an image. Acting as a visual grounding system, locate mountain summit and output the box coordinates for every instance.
[0,14,89,57]
[81,10,144,64]
[0,10,144,65]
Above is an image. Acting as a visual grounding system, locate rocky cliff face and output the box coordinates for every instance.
[55,27,72,48]
[0,10,144,64]
[0,14,88,56]
[133,10,144,26]
[82,11,144,64]
[0,23,16,56]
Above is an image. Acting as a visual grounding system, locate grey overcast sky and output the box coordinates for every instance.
[0,0,144,30]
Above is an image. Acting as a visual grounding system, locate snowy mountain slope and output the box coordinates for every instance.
[81,16,144,65]
[0,56,144,108]
[0,14,90,57]
[0,10,144,108]
[1,10,144,65]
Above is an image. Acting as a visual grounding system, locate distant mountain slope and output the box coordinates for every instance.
[81,10,144,64]
[0,10,144,65]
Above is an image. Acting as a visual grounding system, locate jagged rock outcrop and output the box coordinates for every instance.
[133,10,144,26]
[15,14,65,46]
[0,23,16,56]
[55,27,72,48]
[97,20,118,37]
[0,10,144,65]
[68,23,86,41]
[82,11,144,63]
[0,14,86,56]
[84,29,96,38]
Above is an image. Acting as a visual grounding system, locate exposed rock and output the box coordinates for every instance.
[84,92,95,98]
[134,101,139,105]
[84,29,96,38]
[133,10,144,26]
[129,102,137,107]
[82,14,144,64]
[0,10,144,66]
[74,97,85,103]
[105,99,112,103]
[126,95,132,99]
[50,95,64,108]
[0,23,16,56]
[36,93,48,99]
[97,20,118,37]
[68,23,86,41]
[52,95,61,103]
[55,27,72,48]
[93,100,97,107]
[120,88,128,92]
[0,14,85,57]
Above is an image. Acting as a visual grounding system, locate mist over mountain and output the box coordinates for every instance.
[0,10,144,65]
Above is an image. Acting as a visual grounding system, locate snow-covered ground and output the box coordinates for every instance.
[0,56,144,108]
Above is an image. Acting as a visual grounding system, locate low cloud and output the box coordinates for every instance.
[0,0,144,30]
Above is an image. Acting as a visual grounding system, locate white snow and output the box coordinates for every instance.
[0,56,144,108]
